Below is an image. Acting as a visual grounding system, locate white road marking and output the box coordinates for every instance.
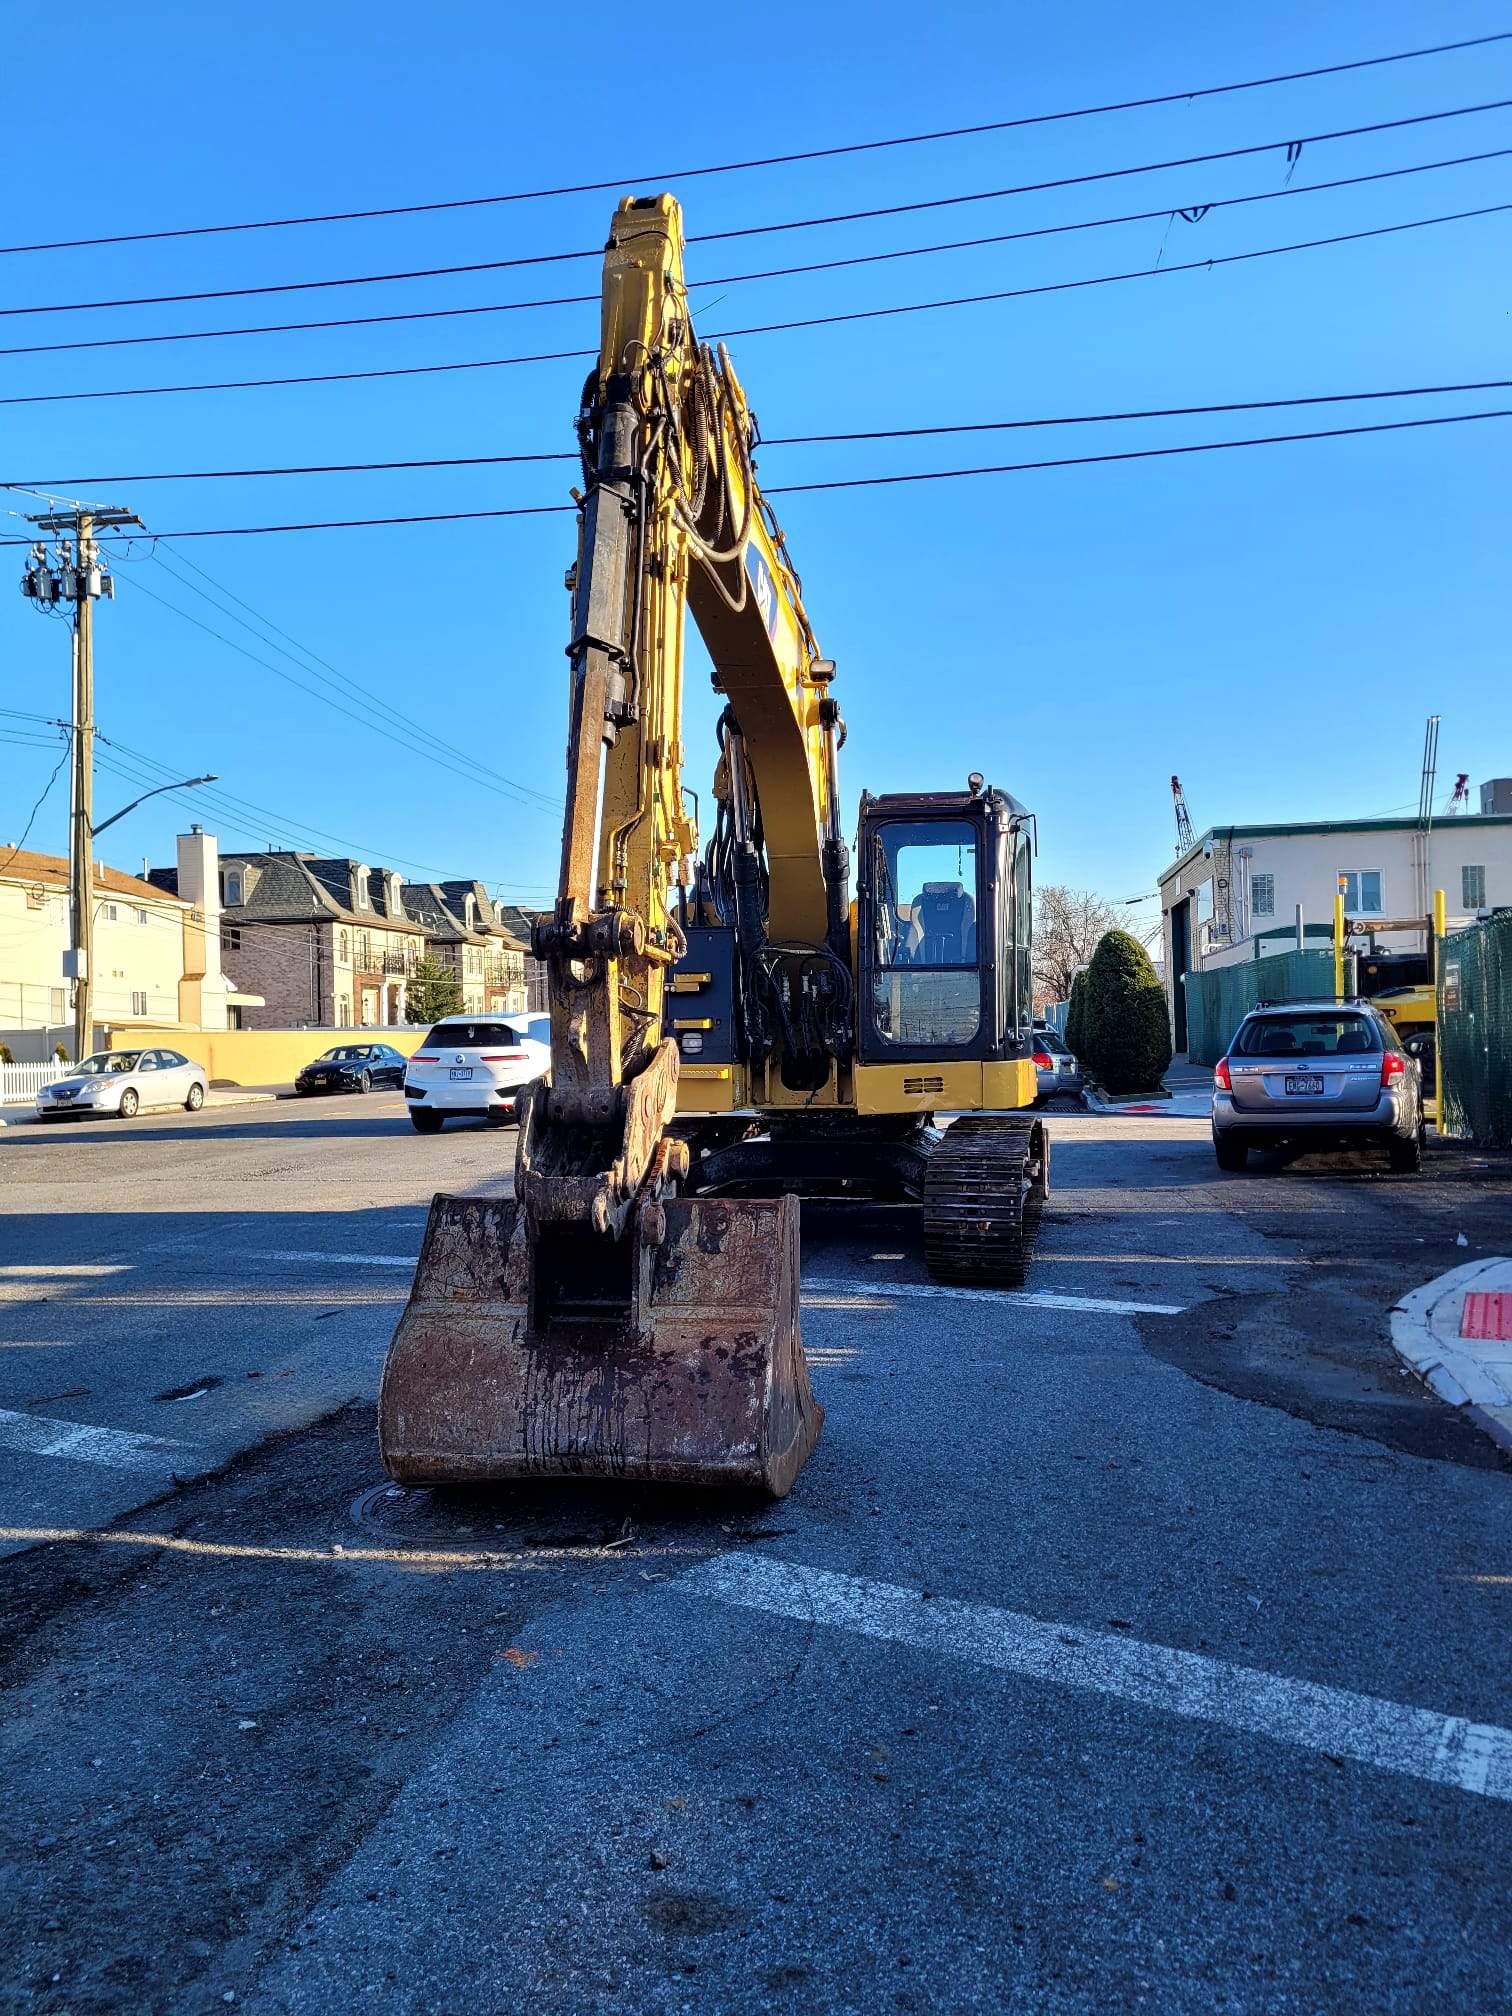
[0,1405,182,1474]
[688,1554,1512,1805]
[0,1264,128,1278]
[253,1251,418,1268]
[805,1276,1183,1317]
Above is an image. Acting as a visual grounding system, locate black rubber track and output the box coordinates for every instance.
[921,1113,1049,1286]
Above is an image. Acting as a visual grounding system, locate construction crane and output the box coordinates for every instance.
[1171,776,1195,854]
[1444,772,1470,815]
[378,194,1047,1500]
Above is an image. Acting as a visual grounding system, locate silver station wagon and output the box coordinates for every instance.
[1212,1001,1423,1174]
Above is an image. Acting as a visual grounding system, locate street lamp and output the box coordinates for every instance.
[91,774,217,839]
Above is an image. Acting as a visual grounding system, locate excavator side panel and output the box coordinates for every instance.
[379,1190,820,1497]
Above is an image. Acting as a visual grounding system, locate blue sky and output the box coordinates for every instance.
[3,0,1508,944]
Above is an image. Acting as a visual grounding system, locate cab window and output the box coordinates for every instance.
[867,819,980,1048]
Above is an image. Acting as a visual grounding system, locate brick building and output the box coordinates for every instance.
[402,880,527,1016]
[496,903,548,1011]
[182,851,529,1029]
[198,851,428,1029]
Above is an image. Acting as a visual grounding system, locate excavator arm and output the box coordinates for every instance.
[378,196,828,1495]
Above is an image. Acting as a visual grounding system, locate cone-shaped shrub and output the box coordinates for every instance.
[1079,929,1172,1094]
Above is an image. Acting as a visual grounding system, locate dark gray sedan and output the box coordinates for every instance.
[295,1042,407,1096]
[1212,1001,1423,1174]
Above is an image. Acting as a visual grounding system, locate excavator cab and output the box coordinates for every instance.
[857,783,1034,1071]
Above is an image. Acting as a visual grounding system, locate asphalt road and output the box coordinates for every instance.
[2,1096,1510,2014]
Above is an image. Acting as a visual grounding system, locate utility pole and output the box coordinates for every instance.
[20,504,140,1060]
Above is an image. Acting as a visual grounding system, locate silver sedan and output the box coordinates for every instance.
[37,1046,209,1121]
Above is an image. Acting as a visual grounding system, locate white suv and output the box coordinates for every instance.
[403,1014,550,1133]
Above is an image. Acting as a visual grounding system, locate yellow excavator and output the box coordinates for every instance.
[379,194,1047,1498]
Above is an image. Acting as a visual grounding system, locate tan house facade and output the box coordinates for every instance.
[0,829,254,1060]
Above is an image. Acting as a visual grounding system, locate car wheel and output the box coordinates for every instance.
[1213,1133,1248,1172]
[357,1070,372,1095]
[410,1110,444,1134]
[185,1082,205,1112]
[118,1088,139,1119]
[1388,1131,1423,1174]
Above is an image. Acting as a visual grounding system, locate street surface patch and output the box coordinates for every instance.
[688,1552,1512,1804]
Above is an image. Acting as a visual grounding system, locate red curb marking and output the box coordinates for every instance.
[1461,1291,1512,1342]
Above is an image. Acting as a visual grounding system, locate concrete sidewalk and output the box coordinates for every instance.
[1082,1056,1214,1119]
[1391,1257,1512,1455]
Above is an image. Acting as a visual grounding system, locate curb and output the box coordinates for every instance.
[1,1088,280,1128]
[1389,1256,1512,1456]
[1081,1086,1213,1119]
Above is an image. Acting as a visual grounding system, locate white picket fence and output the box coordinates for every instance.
[0,1061,68,1105]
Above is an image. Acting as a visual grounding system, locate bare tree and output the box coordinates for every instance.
[1033,884,1120,1006]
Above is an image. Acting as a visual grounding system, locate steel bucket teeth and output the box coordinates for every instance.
[378,1191,821,1498]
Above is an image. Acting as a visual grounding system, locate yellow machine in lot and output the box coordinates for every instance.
[379,195,1047,1498]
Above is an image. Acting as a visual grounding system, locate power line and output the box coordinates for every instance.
[111,569,562,812]
[0,735,72,874]
[764,406,1512,495]
[709,201,1512,343]
[8,143,1508,360]
[3,30,1506,256]
[10,378,1508,489]
[6,197,1505,410]
[3,407,1502,545]
[9,100,1508,319]
[144,546,560,810]
[88,735,555,886]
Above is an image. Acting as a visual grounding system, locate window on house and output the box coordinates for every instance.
[1463,864,1487,910]
[338,994,351,1025]
[102,902,119,923]
[357,867,371,909]
[131,991,147,1016]
[1250,873,1274,918]
[339,930,349,960]
[1337,870,1383,914]
[224,872,243,906]
[135,907,148,925]
[222,927,242,953]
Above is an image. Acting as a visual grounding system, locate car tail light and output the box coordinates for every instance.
[1214,1057,1232,1092]
[1032,1051,1053,1071]
[1381,1051,1407,1086]
[481,1051,527,1062]
[412,1053,437,1062]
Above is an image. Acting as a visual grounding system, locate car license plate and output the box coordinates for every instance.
[449,1066,473,1081]
[1285,1074,1325,1095]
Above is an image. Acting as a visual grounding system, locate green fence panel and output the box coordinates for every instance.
[1182,949,1349,1066]
[1438,913,1512,1146]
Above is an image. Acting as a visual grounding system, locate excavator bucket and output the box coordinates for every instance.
[378,1188,822,1498]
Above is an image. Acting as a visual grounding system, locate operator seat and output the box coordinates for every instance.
[910,882,976,965]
